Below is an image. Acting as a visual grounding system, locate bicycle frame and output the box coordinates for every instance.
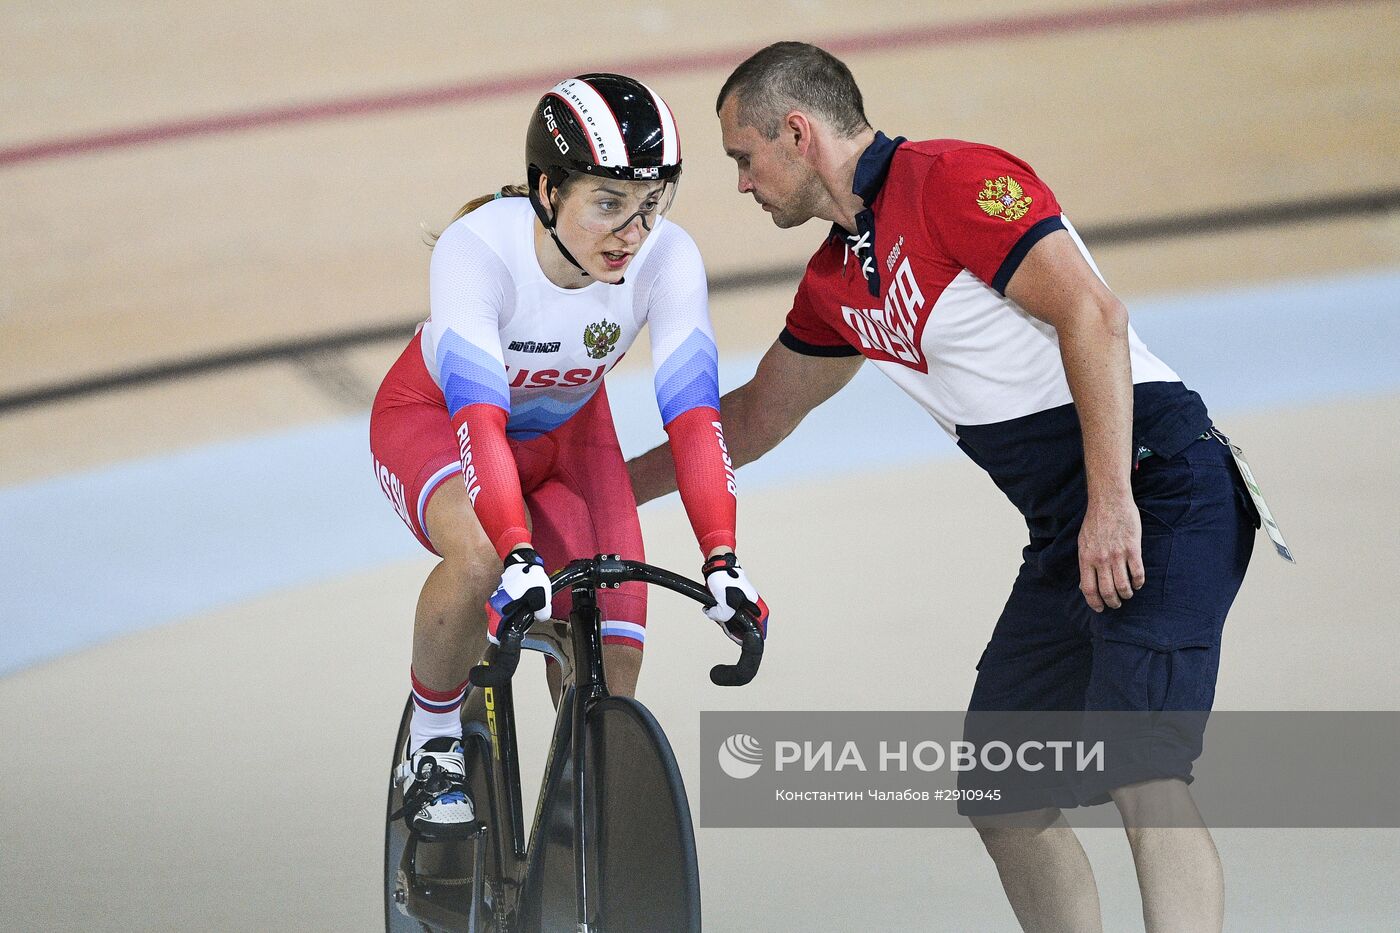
[390,555,762,933]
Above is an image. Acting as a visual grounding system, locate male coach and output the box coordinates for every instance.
[628,43,1259,932]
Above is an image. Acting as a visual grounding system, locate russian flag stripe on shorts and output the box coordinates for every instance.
[601,620,646,646]
[417,461,462,545]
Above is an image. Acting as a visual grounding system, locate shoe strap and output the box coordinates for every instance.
[398,747,467,790]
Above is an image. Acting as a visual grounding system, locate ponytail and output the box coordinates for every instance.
[451,183,531,223]
[427,183,531,245]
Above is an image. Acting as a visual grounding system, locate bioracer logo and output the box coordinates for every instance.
[507,340,562,353]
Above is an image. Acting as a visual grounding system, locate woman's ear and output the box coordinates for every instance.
[536,172,556,223]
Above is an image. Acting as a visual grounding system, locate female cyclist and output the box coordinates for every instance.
[370,73,768,839]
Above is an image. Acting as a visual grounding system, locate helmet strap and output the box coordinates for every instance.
[548,227,590,279]
[528,168,590,279]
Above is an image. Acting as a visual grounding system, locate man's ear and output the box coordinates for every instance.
[786,111,814,156]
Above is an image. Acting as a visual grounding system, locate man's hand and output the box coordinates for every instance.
[702,552,769,643]
[488,547,552,639]
[1077,493,1145,612]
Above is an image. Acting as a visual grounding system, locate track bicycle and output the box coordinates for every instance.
[384,554,765,933]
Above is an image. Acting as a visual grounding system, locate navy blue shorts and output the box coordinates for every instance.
[961,435,1257,814]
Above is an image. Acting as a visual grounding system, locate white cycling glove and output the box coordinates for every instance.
[488,547,552,642]
[702,553,769,645]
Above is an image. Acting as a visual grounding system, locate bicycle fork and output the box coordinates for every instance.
[569,580,609,932]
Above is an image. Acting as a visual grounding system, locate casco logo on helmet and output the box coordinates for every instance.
[542,105,569,155]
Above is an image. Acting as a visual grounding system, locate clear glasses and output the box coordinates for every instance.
[566,179,679,235]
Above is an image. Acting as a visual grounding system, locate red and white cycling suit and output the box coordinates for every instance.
[371,196,736,650]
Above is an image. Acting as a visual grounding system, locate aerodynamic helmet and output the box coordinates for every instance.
[525,74,682,274]
[527,73,682,187]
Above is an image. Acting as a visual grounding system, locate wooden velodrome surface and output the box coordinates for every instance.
[2,1,1398,930]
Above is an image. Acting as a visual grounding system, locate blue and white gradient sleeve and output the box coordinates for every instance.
[638,223,736,555]
[641,224,720,426]
[421,220,531,557]
[422,221,514,418]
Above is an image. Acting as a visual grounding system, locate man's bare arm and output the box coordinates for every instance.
[1005,229,1140,613]
[629,339,863,505]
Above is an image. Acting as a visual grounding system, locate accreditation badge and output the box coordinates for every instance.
[1212,428,1296,563]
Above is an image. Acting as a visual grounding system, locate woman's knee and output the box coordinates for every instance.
[424,481,501,599]
[429,554,499,609]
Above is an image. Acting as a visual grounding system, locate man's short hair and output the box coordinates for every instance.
[717,42,870,139]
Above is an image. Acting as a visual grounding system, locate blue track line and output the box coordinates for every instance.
[3,270,1398,676]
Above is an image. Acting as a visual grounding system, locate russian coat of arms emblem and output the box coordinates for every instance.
[583,320,622,360]
[976,175,1033,222]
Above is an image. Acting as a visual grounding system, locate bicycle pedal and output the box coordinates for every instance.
[409,819,486,844]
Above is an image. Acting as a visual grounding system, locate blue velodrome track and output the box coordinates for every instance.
[3,270,1398,676]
